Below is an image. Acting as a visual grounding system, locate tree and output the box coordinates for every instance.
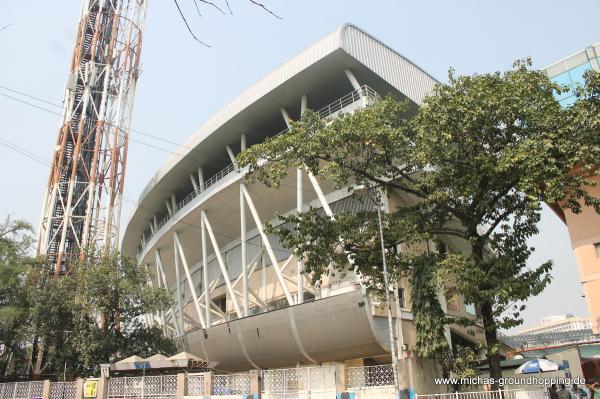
[237,61,600,387]
[0,223,176,379]
[67,249,176,376]
[0,217,35,377]
[29,249,176,377]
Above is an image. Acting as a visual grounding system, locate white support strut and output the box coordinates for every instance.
[297,167,304,304]
[240,184,249,316]
[344,69,361,91]
[172,242,185,335]
[307,171,334,218]
[226,145,237,169]
[201,210,243,317]
[201,215,211,326]
[281,108,292,128]
[174,232,206,328]
[240,185,294,305]
[155,250,181,337]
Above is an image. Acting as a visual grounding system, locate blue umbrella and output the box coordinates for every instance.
[515,358,564,374]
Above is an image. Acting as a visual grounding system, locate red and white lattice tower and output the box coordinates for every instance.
[37,0,148,276]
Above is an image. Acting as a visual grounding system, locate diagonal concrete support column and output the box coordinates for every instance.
[174,232,206,328]
[201,210,243,317]
[240,185,294,305]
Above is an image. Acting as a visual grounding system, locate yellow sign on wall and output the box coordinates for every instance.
[84,381,98,398]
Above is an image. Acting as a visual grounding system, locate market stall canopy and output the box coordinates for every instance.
[105,353,215,372]
[168,352,202,361]
[116,355,146,364]
[515,358,564,374]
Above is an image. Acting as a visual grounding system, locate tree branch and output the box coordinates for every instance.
[197,0,226,14]
[223,0,233,14]
[247,0,282,19]
[192,0,203,16]
[173,0,212,47]
[173,0,280,45]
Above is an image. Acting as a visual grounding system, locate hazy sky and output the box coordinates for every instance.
[1,0,598,332]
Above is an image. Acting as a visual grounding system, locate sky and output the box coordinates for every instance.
[0,0,598,332]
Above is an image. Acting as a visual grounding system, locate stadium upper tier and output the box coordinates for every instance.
[122,24,437,260]
[119,24,475,372]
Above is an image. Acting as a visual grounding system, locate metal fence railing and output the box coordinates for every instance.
[261,366,336,398]
[49,382,77,399]
[186,374,204,396]
[212,373,250,396]
[416,389,548,399]
[346,364,394,389]
[0,383,16,399]
[0,382,45,399]
[108,375,177,399]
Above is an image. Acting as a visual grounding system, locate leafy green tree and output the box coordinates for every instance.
[26,268,77,377]
[66,249,176,376]
[29,249,176,377]
[238,61,600,386]
[0,217,35,377]
[0,223,176,379]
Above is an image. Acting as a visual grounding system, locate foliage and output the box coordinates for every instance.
[0,217,36,377]
[444,345,481,379]
[238,61,600,385]
[64,249,176,376]
[0,230,176,379]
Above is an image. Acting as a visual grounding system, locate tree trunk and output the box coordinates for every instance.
[28,334,39,376]
[0,347,12,378]
[33,336,46,376]
[481,301,502,390]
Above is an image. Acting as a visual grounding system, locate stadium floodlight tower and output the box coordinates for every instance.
[37,0,149,276]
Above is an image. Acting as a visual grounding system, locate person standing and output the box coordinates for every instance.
[586,380,600,399]
[550,384,559,399]
[572,384,588,399]
[560,384,574,399]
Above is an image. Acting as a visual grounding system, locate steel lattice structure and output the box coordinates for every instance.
[38,0,148,276]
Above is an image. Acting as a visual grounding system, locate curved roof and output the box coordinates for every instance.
[123,23,438,255]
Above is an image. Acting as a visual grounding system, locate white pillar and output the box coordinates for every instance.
[307,171,334,217]
[226,145,237,169]
[174,232,206,328]
[198,167,205,188]
[190,174,199,191]
[297,96,307,304]
[240,184,249,316]
[297,168,304,304]
[241,185,294,305]
[281,108,291,128]
[171,192,177,211]
[201,210,243,317]
[261,239,267,307]
[156,249,182,337]
[344,69,361,91]
[201,216,211,326]
[155,261,167,332]
[174,239,185,334]
[300,94,307,116]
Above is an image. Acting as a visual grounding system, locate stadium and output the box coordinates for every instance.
[121,24,484,383]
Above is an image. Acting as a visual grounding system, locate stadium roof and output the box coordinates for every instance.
[122,23,438,255]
